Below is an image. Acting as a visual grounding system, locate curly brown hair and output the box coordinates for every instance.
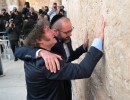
[24,19,50,48]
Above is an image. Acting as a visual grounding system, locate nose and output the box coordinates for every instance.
[50,30,56,36]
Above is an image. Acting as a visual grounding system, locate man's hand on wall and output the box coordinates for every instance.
[96,16,105,40]
[83,31,89,51]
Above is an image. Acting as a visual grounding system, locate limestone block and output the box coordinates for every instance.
[0,0,7,12]
[62,0,130,100]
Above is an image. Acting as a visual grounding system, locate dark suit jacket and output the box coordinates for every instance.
[24,47,103,100]
[15,38,87,100]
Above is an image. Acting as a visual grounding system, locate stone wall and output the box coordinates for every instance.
[62,0,130,100]
[0,0,25,12]
[0,0,7,11]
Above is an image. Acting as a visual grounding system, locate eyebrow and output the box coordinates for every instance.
[61,27,74,32]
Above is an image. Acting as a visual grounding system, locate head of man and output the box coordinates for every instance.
[30,7,35,13]
[24,2,30,8]
[51,17,74,43]
[24,19,57,50]
[53,3,57,9]
[45,6,49,13]
[13,7,17,12]
[1,9,6,15]
[60,5,64,10]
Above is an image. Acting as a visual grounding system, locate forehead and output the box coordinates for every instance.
[61,20,72,31]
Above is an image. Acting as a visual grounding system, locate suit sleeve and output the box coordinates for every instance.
[38,46,103,80]
[15,46,39,61]
[67,40,87,62]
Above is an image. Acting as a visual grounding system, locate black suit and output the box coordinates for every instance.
[50,39,87,100]
[24,47,103,100]
[15,38,87,100]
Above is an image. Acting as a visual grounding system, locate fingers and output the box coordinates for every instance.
[44,57,56,73]
[83,31,89,50]
[55,54,62,60]
[43,54,62,73]
[101,15,105,32]
[84,32,89,42]
[44,57,50,70]
[54,57,60,70]
[54,54,62,70]
[96,16,105,40]
[49,58,56,73]
[101,16,105,40]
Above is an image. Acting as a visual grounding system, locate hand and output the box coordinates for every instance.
[39,50,62,73]
[96,16,105,40]
[83,31,89,50]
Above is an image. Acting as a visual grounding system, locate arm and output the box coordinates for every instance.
[67,42,87,62]
[37,46,103,80]
[15,46,62,73]
[67,32,89,62]
[40,15,105,79]
[15,46,38,60]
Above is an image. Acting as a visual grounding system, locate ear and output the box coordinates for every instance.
[36,39,44,44]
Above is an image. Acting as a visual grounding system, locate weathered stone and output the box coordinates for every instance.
[62,0,130,100]
[0,0,8,11]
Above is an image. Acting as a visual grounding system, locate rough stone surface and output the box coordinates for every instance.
[62,0,130,100]
[0,0,7,10]
[0,0,25,12]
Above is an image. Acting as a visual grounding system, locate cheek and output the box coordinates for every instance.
[60,33,66,38]
[44,34,51,41]
[54,39,57,43]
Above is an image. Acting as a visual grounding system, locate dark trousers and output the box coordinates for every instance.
[10,40,19,58]
[64,80,72,100]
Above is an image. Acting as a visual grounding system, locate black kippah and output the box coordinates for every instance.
[50,14,64,28]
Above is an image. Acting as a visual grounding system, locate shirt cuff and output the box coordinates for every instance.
[91,38,103,51]
[36,49,42,58]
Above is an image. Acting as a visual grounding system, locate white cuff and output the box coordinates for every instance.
[36,49,42,58]
[91,38,103,51]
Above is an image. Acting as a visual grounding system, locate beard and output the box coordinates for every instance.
[62,37,70,43]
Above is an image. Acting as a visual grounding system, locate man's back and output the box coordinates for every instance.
[24,59,66,100]
[23,46,103,100]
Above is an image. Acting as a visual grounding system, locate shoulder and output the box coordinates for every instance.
[36,57,45,67]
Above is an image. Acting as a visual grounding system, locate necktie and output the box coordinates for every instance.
[63,43,70,60]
